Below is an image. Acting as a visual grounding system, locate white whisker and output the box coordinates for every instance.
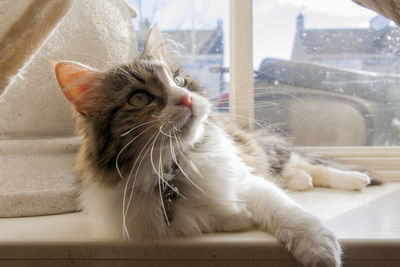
[120,119,159,137]
[122,130,158,239]
[169,134,206,195]
[148,127,171,225]
[174,133,203,180]
[150,121,186,198]
[158,170,170,225]
[159,122,176,138]
[116,122,157,181]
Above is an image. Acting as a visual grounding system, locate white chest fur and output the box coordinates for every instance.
[79,123,254,239]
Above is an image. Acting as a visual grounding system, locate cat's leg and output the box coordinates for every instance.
[309,165,370,191]
[240,174,342,267]
[80,182,124,239]
[218,212,255,232]
[283,153,370,191]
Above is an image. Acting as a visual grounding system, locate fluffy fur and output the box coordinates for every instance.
[54,26,381,267]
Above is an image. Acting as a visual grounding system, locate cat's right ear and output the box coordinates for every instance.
[142,26,167,60]
[54,61,101,116]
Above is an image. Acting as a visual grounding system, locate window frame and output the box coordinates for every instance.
[229,0,254,129]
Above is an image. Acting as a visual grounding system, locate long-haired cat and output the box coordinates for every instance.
[54,26,381,267]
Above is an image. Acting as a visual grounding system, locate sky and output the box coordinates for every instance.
[128,0,379,69]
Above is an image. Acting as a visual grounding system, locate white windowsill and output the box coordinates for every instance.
[0,182,399,266]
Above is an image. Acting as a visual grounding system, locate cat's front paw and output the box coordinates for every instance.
[290,225,342,267]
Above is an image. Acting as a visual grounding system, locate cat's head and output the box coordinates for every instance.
[54,26,211,185]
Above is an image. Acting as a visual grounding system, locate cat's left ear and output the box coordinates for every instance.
[142,26,167,60]
[54,61,102,116]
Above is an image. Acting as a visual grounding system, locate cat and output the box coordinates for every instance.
[54,26,382,267]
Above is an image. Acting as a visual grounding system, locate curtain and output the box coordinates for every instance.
[353,0,400,26]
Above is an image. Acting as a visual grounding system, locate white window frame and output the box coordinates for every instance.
[229,0,400,181]
[229,0,254,129]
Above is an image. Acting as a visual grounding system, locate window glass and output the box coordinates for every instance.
[127,0,229,101]
[252,0,400,146]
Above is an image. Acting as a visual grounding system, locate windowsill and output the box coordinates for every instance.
[0,182,399,266]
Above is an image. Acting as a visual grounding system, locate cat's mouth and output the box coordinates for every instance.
[167,98,210,143]
[179,114,195,133]
[174,111,208,146]
[172,109,194,133]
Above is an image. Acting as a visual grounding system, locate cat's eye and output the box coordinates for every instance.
[174,74,186,87]
[128,91,152,108]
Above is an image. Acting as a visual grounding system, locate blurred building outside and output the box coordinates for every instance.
[292,13,400,73]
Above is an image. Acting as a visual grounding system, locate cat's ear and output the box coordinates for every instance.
[142,26,167,60]
[54,61,101,116]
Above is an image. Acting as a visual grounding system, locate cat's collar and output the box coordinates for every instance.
[159,162,181,225]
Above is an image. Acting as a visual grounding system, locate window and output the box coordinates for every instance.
[252,0,400,146]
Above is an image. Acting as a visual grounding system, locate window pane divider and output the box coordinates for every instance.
[229,0,254,129]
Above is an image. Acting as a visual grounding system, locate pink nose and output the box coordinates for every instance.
[177,95,192,110]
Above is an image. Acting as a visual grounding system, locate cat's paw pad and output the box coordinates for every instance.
[285,171,313,191]
[291,227,342,267]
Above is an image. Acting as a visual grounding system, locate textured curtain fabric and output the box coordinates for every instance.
[353,0,400,26]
